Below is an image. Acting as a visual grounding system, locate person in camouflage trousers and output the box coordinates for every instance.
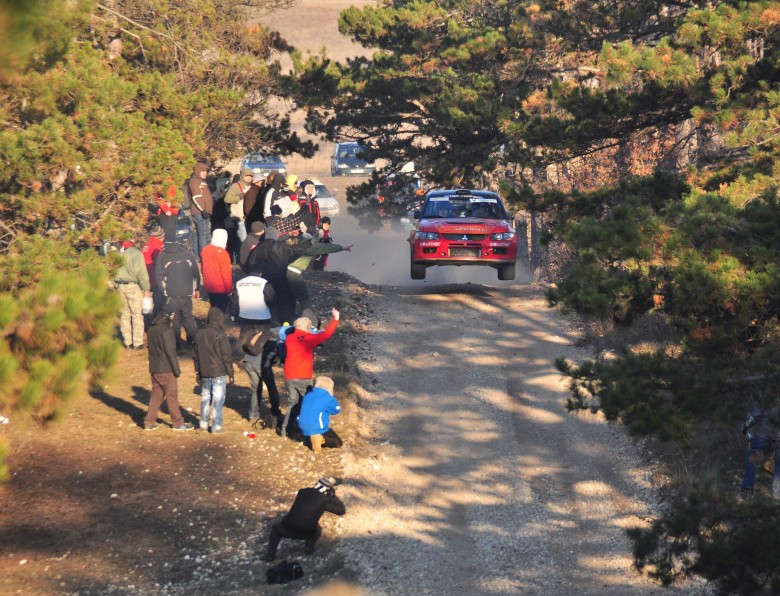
[113,240,152,349]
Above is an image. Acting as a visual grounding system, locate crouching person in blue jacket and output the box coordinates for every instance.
[298,376,343,453]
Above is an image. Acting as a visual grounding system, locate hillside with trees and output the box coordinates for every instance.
[0,0,311,479]
[298,1,780,591]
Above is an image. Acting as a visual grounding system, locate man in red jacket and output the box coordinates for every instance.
[142,225,166,312]
[200,229,233,313]
[280,308,340,438]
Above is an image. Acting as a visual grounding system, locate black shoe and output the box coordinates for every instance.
[303,541,315,555]
[263,552,275,562]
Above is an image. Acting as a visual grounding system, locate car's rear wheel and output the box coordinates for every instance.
[497,263,516,281]
[411,258,427,280]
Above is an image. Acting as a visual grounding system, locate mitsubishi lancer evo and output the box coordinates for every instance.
[408,189,518,280]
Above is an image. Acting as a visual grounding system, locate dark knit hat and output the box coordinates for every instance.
[149,225,165,240]
[250,221,266,234]
[313,477,337,495]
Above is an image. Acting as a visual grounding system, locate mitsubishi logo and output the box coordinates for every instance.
[461,235,468,241]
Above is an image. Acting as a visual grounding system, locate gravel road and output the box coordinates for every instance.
[333,282,684,594]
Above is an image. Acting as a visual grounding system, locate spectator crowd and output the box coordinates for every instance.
[112,160,351,449]
[112,161,355,566]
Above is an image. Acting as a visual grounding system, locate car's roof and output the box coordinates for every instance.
[426,189,502,200]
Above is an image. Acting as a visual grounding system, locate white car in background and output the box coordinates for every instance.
[310,179,340,217]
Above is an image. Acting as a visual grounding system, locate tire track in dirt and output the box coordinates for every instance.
[335,283,692,594]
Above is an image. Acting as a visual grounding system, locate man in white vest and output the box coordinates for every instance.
[230,271,277,424]
[230,270,276,339]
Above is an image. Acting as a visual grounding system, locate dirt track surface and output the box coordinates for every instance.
[336,282,683,594]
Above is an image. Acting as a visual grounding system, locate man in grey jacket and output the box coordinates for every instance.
[113,240,151,349]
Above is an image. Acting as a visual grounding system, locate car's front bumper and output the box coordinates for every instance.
[410,240,517,266]
[335,168,375,176]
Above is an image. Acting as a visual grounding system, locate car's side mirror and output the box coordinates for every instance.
[413,210,421,220]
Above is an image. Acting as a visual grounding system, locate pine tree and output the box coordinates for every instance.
[301,0,780,588]
[0,0,310,480]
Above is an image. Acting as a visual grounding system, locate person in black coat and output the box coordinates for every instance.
[143,305,193,431]
[264,477,346,561]
[246,226,308,324]
[156,241,202,349]
[193,307,234,433]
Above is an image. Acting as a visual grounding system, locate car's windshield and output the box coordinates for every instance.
[337,145,367,160]
[422,196,506,219]
[246,154,281,164]
[315,185,333,198]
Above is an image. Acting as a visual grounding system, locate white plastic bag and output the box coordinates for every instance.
[142,296,153,315]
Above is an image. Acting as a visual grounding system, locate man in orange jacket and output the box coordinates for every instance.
[280,308,340,438]
[200,229,233,313]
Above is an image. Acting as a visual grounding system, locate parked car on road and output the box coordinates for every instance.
[330,142,376,176]
[311,180,340,217]
[408,189,518,280]
[240,153,287,180]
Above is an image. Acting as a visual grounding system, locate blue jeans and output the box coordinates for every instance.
[200,376,227,430]
[191,210,211,260]
[741,435,780,495]
[236,219,247,242]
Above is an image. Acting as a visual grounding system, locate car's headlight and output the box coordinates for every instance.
[491,231,515,240]
[415,231,440,240]
[252,168,261,173]
[337,164,348,168]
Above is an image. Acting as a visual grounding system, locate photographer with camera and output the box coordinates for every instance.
[264,477,345,561]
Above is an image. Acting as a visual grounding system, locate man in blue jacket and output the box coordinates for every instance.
[297,376,342,453]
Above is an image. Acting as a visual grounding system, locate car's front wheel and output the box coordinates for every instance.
[411,257,426,280]
[497,263,516,281]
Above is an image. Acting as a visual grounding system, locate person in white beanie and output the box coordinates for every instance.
[200,228,233,313]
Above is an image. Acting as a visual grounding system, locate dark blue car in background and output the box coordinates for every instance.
[241,153,287,181]
[330,142,376,176]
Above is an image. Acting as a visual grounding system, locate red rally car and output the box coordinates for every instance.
[408,189,518,280]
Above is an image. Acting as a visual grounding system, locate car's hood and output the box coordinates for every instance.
[420,218,511,233]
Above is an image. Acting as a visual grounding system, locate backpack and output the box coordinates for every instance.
[266,560,303,585]
[276,325,294,364]
[181,180,193,210]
